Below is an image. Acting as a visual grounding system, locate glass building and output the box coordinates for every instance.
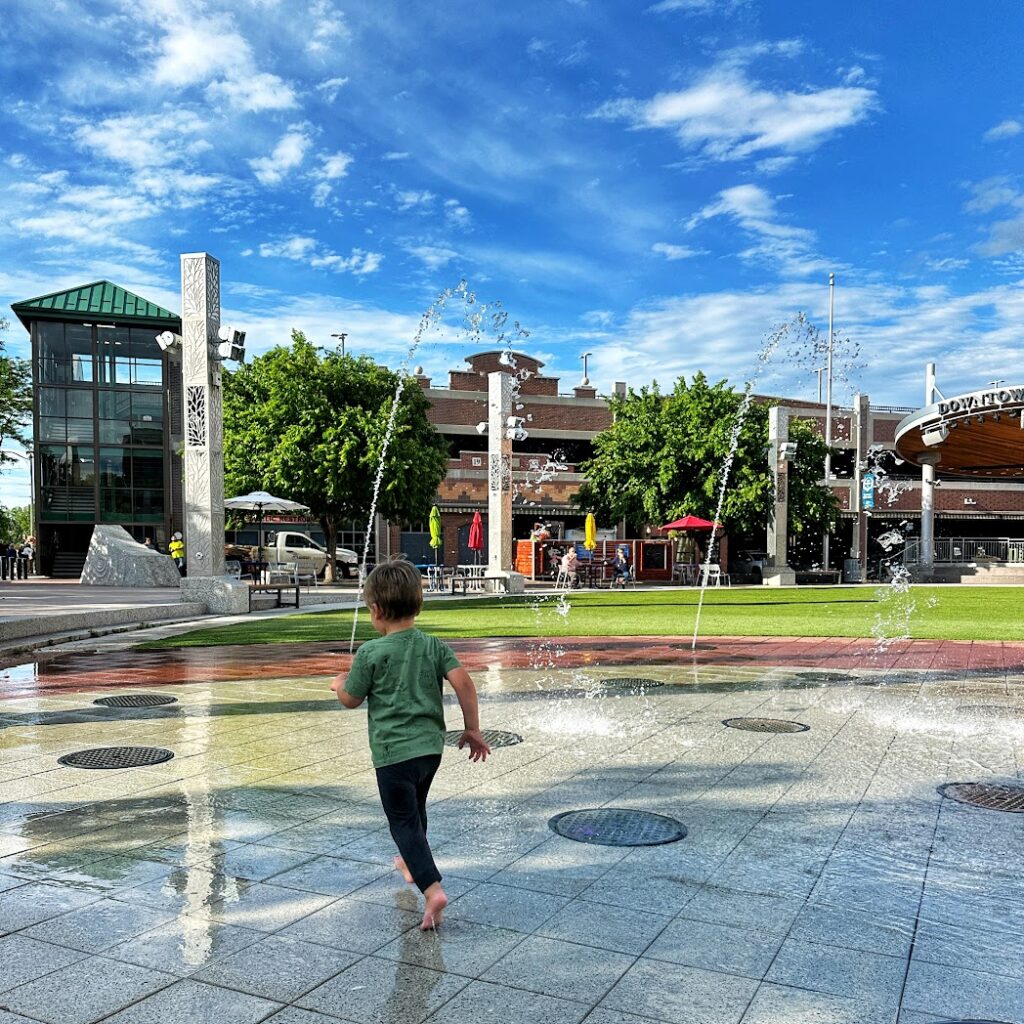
[12,281,184,577]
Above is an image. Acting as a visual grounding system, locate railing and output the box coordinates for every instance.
[903,537,1024,564]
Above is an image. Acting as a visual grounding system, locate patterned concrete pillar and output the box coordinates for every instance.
[487,371,514,574]
[765,405,795,586]
[180,252,225,578]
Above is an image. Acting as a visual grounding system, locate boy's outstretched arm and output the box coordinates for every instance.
[446,667,491,762]
[330,674,364,709]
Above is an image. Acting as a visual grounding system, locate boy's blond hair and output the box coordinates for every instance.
[364,557,424,620]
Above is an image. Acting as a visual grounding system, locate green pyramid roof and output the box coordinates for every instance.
[11,280,180,329]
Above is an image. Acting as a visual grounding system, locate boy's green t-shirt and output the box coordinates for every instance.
[344,627,461,768]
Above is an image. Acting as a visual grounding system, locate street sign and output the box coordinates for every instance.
[861,472,875,510]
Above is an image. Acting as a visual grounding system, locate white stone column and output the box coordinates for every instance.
[486,371,524,593]
[764,406,796,586]
[919,363,939,572]
[180,252,225,579]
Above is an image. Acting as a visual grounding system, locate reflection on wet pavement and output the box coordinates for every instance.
[0,644,1023,1023]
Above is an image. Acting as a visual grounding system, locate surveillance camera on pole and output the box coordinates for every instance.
[216,325,246,362]
[155,331,180,352]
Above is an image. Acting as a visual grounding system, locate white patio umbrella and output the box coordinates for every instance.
[224,491,310,568]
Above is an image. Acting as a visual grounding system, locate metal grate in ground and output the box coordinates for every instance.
[57,746,175,769]
[93,694,178,708]
[444,729,522,748]
[723,717,810,733]
[549,808,687,846]
[592,677,665,690]
[938,782,1024,813]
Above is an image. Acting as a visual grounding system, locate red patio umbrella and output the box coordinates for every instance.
[659,514,719,531]
[468,511,485,564]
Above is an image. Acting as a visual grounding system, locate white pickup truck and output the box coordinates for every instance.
[260,531,359,578]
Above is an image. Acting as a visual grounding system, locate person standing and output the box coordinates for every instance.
[18,538,34,579]
[168,532,186,576]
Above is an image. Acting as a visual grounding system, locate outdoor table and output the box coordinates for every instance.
[426,565,447,592]
[578,560,609,588]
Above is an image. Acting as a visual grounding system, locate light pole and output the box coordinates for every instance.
[814,365,827,403]
[331,332,348,357]
[822,273,835,572]
[0,448,34,543]
[580,351,593,385]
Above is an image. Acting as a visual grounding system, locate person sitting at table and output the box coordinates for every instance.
[560,546,578,587]
[610,546,632,587]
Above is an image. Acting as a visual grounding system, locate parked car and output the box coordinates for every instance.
[729,549,769,583]
[226,531,359,578]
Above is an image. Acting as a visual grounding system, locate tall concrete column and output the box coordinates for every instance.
[486,371,524,593]
[180,252,225,579]
[852,392,870,580]
[764,406,796,586]
[919,363,938,571]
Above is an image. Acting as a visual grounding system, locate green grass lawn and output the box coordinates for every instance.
[140,585,1023,648]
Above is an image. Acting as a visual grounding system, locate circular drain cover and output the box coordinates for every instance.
[58,746,175,770]
[93,694,178,708]
[593,677,664,690]
[938,782,1024,813]
[444,729,522,749]
[723,717,809,733]
[549,808,687,846]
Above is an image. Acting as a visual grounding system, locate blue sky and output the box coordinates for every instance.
[2,0,1023,506]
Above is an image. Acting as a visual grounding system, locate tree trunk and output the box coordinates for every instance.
[322,514,338,584]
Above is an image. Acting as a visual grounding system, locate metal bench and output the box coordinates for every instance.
[248,582,301,610]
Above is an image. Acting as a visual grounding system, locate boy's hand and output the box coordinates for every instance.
[457,729,491,762]
[330,676,342,693]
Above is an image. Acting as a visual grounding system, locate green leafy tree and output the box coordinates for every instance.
[222,332,449,581]
[576,373,837,539]
[0,318,32,464]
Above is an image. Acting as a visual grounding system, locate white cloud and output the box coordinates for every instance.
[319,152,354,179]
[926,257,969,272]
[686,184,823,276]
[206,73,297,112]
[595,62,876,162]
[406,245,459,269]
[646,0,742,12]
[963,177,1024,257]
[652,242,702,260]
[445,199,471,229]
[75,110,210,170]
[307,0,351,56]
[258,234,383,275]
[316,76,350,103]
[249,125,312,185]
[396,189,435,211]
[383,152,410,161]
[984,119,1022,142]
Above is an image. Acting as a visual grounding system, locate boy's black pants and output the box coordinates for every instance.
[375,753,442,893]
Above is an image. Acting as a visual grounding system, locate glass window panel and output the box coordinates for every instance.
[99,420,133,444]
[130,358,163,386]
[100,489,134,522]
[37,322,67,384]
[38,387,65,417]
[132,451,163,489]
[99,391,132,419]
[99,447,131,487]
[70,447,96,486]
[39,417,68,442]
[133,489,164,519]
[39,445,71,487]
[66,390,94,419]
[96,326,130,385]
[131,391,164,423]
[66,325,93,382]
[130,327,162,359]
[131,422,164,446]
[65,419,94,444]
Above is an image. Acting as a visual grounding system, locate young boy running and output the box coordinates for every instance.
[331,557,490,929]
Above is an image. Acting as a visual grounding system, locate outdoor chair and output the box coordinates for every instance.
[267,561,298,585]
[699,564,730,587]
[554,568,575,590]
[294,563,319,590]
[224,559,253,581]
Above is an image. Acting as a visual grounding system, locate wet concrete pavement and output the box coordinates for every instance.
[1,640,1023,1023]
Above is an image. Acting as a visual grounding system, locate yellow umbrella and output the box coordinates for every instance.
[429,505,442,564]
[584,512,597,551]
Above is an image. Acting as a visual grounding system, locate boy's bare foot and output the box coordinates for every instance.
[394,856,415,885]
[421,883,448,930]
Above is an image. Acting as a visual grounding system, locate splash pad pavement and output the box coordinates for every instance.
[1,634,1022,1024]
